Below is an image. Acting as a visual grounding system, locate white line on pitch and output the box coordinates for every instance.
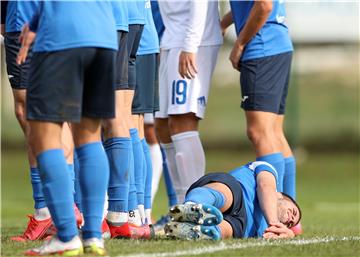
[116,236,360,257]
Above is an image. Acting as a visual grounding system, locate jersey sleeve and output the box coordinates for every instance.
[182,0,208,53]
[249,161,278,184]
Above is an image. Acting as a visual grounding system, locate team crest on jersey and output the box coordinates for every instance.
[197,96,207,107]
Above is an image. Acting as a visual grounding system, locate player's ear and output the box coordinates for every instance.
[276,192,284,199]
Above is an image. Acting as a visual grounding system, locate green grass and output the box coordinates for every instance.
[2,150,359,256]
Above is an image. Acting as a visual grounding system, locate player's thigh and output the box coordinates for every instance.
[239,51,292,114]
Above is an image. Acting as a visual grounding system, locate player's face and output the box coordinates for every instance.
[277,198,300,228]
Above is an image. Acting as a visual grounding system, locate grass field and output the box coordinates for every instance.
[1,45,359,256]
[1,149,359,257]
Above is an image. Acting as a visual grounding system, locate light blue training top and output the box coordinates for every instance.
[5,0,39,33]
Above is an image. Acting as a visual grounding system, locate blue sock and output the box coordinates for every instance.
[284,156,296,199]
[185,187,225,210]
[30,167,46,209]
[37,149,77,242]
[73,152,82,212]
[128,150,137,211]
[104,137,132,212]
[130,128,145,205]
[76,142,109,240]
[161,147,177,207]
[142,139,152,210]
[68,164,75,194]
[257,153,284,192]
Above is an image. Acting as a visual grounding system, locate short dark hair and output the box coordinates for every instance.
[281,192,302,227]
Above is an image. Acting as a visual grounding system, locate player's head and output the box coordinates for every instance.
[277,192,302,228]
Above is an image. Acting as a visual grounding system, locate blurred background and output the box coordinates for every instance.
[1,0,359,245]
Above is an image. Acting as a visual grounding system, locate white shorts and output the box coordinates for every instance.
[155,46,220,119]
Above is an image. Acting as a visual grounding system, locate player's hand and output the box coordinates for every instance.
[17,24,36,65]
[179,51,198,80]
[1,24,5,36]
[229,40,244,72]
[263,222,295,239]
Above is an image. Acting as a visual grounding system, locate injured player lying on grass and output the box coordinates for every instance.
[164,161,302,240]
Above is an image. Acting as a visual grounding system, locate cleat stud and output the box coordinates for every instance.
[207,208,211,212]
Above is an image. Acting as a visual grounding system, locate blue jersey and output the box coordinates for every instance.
[150,0,165,40]
[5,0,39,33]
[128,0,146,25]
[29,1,117,52]
[229,161,278,238]
[230,0,293,61]
[137,0,159,55]
[112,0,128,32]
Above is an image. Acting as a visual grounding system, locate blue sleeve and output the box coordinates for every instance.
[1,1,8,25]
[29,2,42,32]
[253,162,278,184]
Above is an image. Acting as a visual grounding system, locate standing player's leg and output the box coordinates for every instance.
[144,114,163,205]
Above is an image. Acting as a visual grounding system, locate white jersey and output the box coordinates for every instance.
[158,0,223,52]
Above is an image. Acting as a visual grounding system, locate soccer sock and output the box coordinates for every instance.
[76,142,109,240]
[171,131,206,203]
[130,128,145,206]
[37,149,77,242]
[34,207,51,221]
[160,144,179,206]
[128,209,142,226]
[68,163,75,194]
[142,140,152,211]
[149,143,162,204]
[283,156,296,199]
[185,187,225,209]
[30,167,46,210]
[256,153,284,192]
[104,137,132,224]
[73,152,82,212]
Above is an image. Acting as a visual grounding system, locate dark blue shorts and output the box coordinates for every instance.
[186,172,247,238]
[115,31,129,90]
[121,24,144,90]
[239,51,292,114]
[4,32,33,89]
[27,48,116,123]
[132,53,159,114]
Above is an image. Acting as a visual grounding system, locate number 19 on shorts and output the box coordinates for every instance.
[172,80,187,105]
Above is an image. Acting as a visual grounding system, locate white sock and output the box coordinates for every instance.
[171,131,206,203]
[145,209,152,225]
[150,143,163,204]
[34,207,51,221]
[103,193,109,220]
[161,142,181,202]
[128,209,142,226]
[138,204,146,225]
[106,211,128,224]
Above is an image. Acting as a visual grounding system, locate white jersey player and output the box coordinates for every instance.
[155,0,223,203]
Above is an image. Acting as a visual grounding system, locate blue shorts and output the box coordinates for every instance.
[4,32,33,89]
[121,24,143,90]
[115,31,129,90]
[132,53,159,114]
[186,172,247,238]
[239,51,292,114]
[27,48,116,123]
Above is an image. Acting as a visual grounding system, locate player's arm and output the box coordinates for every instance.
[220,11,233,36]
[178,0,209,79]
[229,0,273,71]
[256,171,279,225]
[256,171,295,239]
[1,0,8,35]
[16,3,41,64]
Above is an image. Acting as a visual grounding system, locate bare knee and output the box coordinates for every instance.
[169,113,199,135]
